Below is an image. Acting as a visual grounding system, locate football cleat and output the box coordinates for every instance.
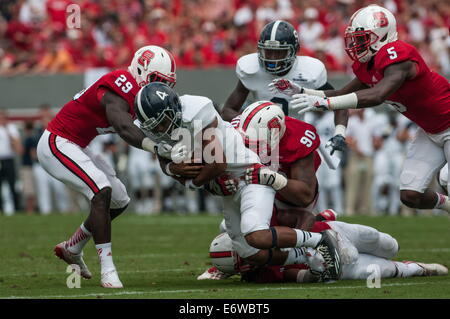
[101,269,123,288]
[314,230,342,282]
[54,242,92,279]
[197,266,233,280]
[404,261,448,276]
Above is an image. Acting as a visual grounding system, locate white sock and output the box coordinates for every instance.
[393,262,423,277]
[66,223,92,254]
[434,193,450,213]
[96,243,116,273]
[294,229,322,248]
[283,247,308,265]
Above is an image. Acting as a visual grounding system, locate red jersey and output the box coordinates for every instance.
[275,116,321,205]
[352,40,450,134]
[47,70,139,147]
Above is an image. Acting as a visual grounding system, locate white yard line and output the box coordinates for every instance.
[2,281,441,299]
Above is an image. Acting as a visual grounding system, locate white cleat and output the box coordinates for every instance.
[197,267,232,280]
[101,269,124,288]
[54,242,92,279]
[416,262,448,276]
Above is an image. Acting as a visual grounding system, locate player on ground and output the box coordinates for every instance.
[204,218,448,284]
[275,5,450,216]
[134,84,343,281]
[221,20,348,155]
[36,45,177,288]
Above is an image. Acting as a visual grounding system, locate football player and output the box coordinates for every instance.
[203,222,448,284]
[36,45,177,288]
[134,83,343,281]
[221,20,348,156]
[275,5,450,217]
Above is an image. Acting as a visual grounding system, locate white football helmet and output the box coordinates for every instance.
[209,233,239,275]
[344,5,398,63]
[128,45,176,88]
[237,101,286,160]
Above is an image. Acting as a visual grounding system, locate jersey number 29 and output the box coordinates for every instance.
[115,74,133,93]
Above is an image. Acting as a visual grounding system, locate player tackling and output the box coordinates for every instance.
[37,45,177,288]
[271,5,450,216]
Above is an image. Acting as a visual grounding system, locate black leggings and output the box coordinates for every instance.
[0,158,20,212]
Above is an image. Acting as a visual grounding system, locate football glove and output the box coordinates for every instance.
[290,94,331,115]
[204,175,238,196]
[244,164,287,191]
[325,134,346,155]
[268,78,303,96]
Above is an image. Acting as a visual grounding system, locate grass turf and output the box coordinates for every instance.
[0,213,449,299]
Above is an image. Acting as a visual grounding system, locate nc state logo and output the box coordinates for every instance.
[268,117,281,130]
[138,50,155,68]
[373,11,388,27]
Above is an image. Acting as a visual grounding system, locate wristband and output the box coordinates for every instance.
[186,179,202,190]
[272,173,288,191]
[141,137,156,153]
[334,124,347,138]
[328,93,358,110]
[165,162,174,176]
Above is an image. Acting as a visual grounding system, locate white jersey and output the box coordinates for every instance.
[177,95,260,176]
[236,53,327,120]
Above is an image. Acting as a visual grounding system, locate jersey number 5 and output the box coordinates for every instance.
[115,74,133,93]
[300,130,316,147]
[387,47,397,60]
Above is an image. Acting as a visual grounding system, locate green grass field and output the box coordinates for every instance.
[0,213,449,299]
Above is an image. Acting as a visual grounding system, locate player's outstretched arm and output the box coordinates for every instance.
[221,80,249,121]
[103,90,147,149]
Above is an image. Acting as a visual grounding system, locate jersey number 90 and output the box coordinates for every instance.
[300,130,316,147]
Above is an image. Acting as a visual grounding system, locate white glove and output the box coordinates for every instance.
[268,78,303,97]
[170,143,190,163]
[155,142,173,159]
[290,94,331,115]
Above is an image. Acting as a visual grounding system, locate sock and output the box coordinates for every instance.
[434,193,450,213]
[65,223,92,254]
[96,243,116,273]
[294,229,322,248]
[283,247,308,265]
[393,261,423,278]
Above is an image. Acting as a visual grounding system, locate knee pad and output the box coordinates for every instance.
[358,225,380,245]
[375,233,399,259]
[110,194,130,210]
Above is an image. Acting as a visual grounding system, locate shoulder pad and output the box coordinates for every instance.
[294,56,327,88]
[236,53,260,78]
[180,95,217,129]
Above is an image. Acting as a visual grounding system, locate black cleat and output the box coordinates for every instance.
[314,230,342,282]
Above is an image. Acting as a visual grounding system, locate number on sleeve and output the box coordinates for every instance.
[300,129,316,148]
[387,47,397,60]
[115,74,133,93]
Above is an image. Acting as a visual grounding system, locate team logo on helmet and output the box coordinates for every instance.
[138,50,155,69]
[373,11,388,28]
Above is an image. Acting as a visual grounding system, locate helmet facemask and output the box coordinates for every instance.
[344,28,379,63]
[258,41,295,75]
[140,108,182,141]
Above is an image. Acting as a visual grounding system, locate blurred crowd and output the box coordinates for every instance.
[0,0,449,76]
[0,104,446,217]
